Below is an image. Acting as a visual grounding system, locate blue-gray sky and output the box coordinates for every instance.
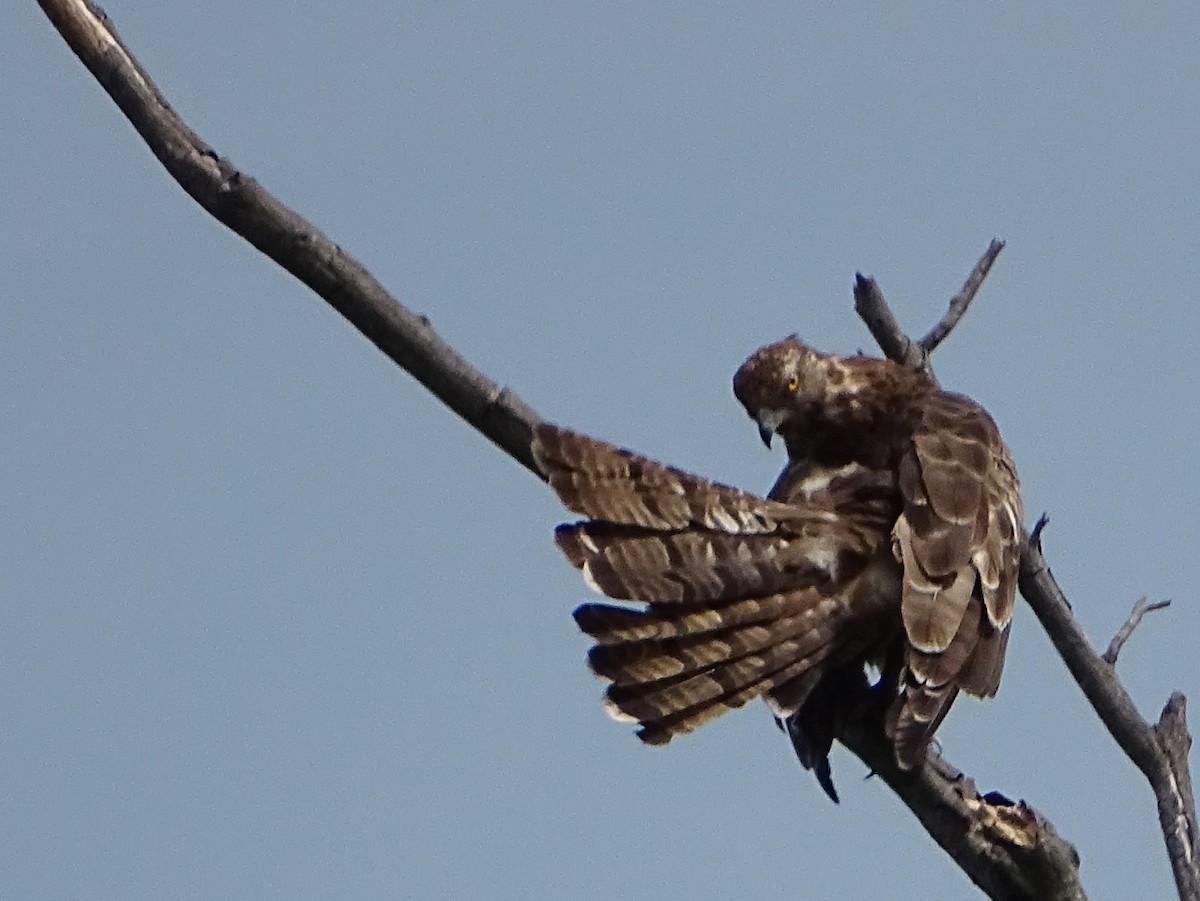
[4,3,1198,899]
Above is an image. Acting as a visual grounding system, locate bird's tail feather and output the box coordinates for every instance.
[577,586,853,744]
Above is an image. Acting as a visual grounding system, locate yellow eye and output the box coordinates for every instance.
[786,375,800,393]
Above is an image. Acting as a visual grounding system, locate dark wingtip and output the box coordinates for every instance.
[783,714,839,803]
[814,759,840,805]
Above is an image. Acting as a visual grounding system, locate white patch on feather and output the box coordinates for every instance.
[580,561,605,596]
[796,462,867,499]
[763,694,794,717]
[708,506,742,531]
[602,696,639,722]
[1003,499,1021,539]
[803,539,843,580]
[797,469,836,495]
[825,361,866,395]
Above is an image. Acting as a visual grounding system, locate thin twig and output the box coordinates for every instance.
[1103,597,1172,665]
[919,239,1006,352]
[1030,513,1050,549]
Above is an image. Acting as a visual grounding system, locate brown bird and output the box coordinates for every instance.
[533,336,1022,798]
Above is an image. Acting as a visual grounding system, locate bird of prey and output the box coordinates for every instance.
[533,336,1022,797]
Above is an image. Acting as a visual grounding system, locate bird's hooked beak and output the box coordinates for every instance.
[754,408,787,450]
[758,424,773,449]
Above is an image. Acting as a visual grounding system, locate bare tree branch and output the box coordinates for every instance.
[853,273,931,376]
[852,239,1006,385]
[1020,535,1200,901]
[1103,597,1172,666]
[36,0,543,477]
[1158,695,1200,895]
[34,2,1185,898]
[919,239,1006,353]
[834,683,1084,900]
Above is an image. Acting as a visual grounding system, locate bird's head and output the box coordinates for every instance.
[733,335,920,463]
[732,336,831,449]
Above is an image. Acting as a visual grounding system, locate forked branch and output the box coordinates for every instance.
[852,238,1005,385]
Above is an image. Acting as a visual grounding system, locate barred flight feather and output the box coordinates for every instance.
[555,523,853,605]
[574,592,810,644]
[587,592,843,686]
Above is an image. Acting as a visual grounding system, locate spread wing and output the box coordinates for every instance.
[889,392,1023,767]
[533,424,888,747]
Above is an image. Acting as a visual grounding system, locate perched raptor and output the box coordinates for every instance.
[533,336,1022,796]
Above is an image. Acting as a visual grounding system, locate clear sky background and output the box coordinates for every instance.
[4,3,1198,899]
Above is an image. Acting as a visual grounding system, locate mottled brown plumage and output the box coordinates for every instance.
[534,336,1022,786]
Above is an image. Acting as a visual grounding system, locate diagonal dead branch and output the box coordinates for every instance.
[1103,597,1172,666]
[36,0,543,477]
[835,684,1084,900]
[919,239,1006,353]
[853,273,932,378]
